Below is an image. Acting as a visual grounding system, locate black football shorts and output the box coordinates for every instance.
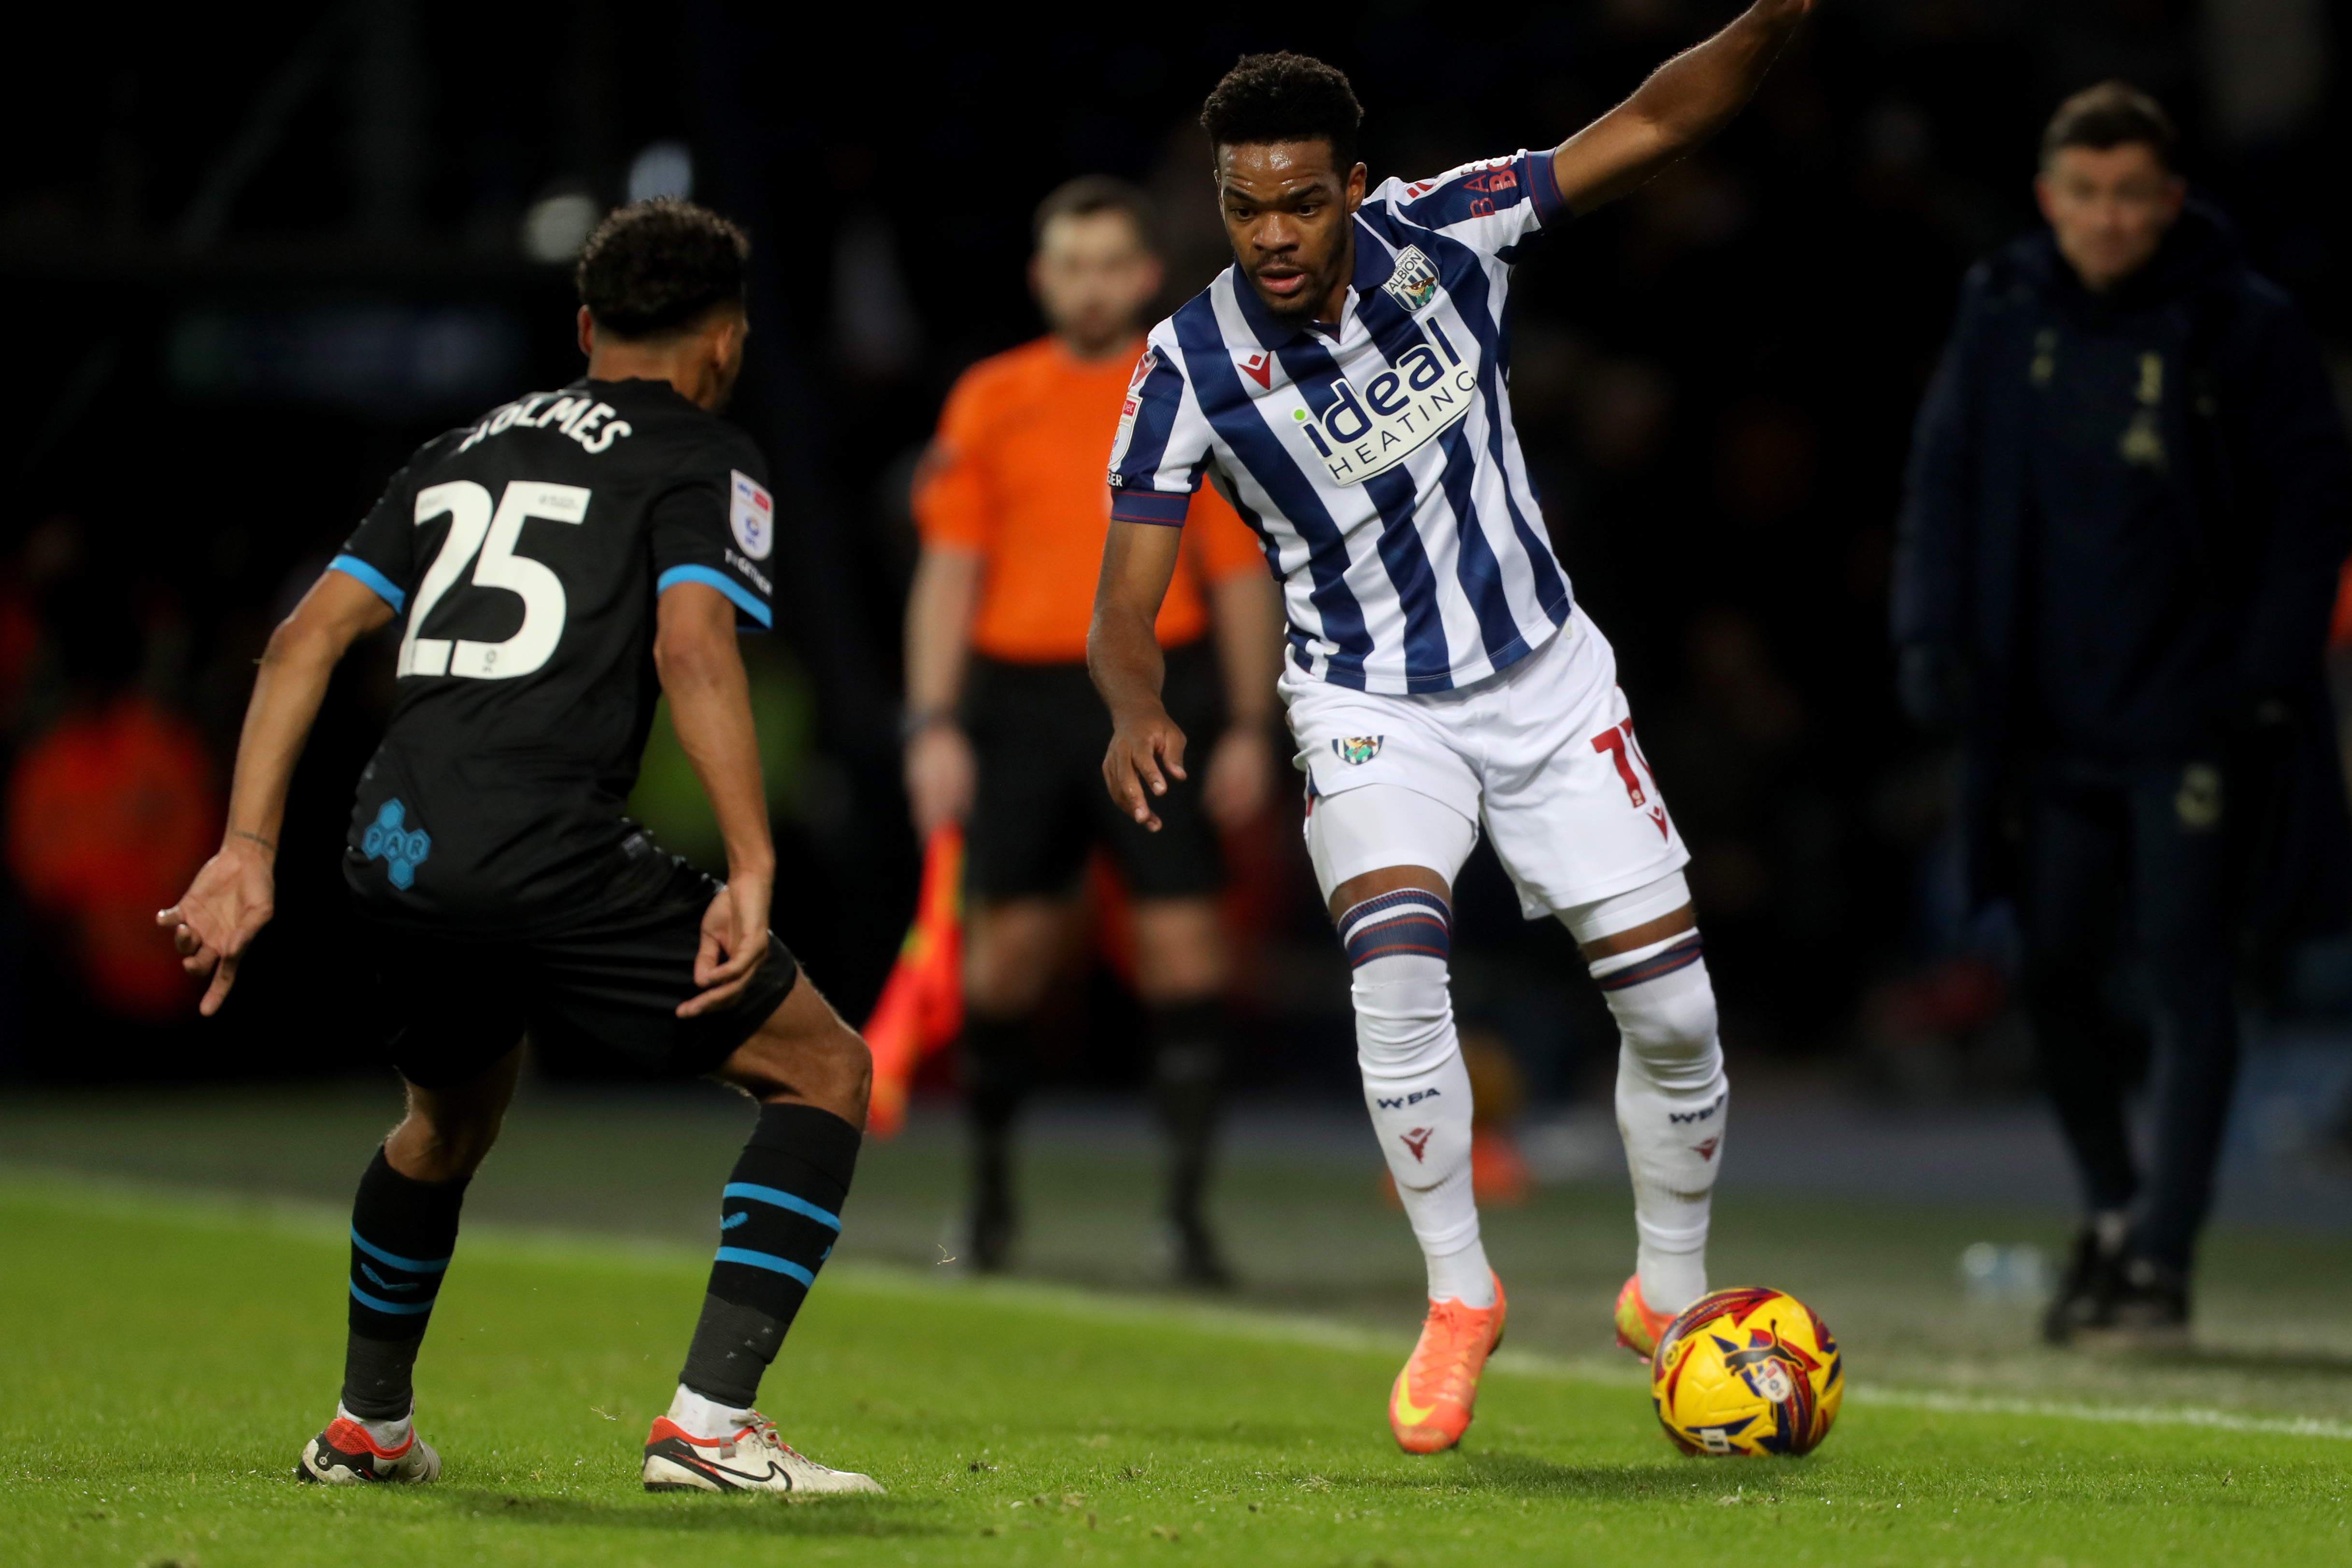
[964,637,1225,903]
[358,842,799,1090]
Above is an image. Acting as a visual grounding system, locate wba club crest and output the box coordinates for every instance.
[1383,245,1440,312]
[1333,736,1383,765]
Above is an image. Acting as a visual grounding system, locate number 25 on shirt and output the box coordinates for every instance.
[396,480,590,682]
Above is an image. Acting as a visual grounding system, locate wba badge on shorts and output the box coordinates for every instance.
[1333,736,1383,765]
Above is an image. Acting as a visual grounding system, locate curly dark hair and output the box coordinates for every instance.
[575,198,750,340]
[2042,81,2178,172]
[1199,52,1364,171]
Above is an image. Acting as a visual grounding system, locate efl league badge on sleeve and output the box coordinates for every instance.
[1109,346,1159,475]
[730,470,774,561]
[1383,246,1440,313]
[1334,736,1383,766]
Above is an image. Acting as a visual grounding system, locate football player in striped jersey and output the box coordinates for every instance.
[1090,2,1814,1453]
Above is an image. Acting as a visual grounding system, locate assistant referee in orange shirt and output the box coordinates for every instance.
[904,177,1281,1285]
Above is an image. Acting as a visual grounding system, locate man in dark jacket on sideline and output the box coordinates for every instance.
[1892,82,2352,1345]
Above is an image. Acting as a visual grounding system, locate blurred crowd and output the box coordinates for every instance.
[5,0,2350,1119]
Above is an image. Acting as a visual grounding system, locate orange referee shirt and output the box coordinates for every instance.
[912,335,1264,664]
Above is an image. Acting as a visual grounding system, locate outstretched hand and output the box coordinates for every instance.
[157,838,277,1017]
[1552,0,1818,215]
[1102,702,1190,832]
[682,870,773,1017]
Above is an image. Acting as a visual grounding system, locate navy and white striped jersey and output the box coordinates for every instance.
[1108,148,1573,695]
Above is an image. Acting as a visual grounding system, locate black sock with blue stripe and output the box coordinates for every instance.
[679,1102,862,1409]
[341,1147,470,1420]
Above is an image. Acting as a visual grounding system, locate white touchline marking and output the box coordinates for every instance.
[1843,1388,2352,1441]
[831,1264,2352,1440]
[11,1172,2348,1440]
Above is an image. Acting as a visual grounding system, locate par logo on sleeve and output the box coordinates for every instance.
[730,470,773,561]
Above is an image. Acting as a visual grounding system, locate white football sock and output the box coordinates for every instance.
[337,1401,413,1450]
[1343,889,1495,1309]
[1591,928,1727,1317]
[667,1383,756,1440]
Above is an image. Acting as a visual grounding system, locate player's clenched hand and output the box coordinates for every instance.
[682,870,773,1017]
[1102,701,1188,832]
[157,837,276,1017]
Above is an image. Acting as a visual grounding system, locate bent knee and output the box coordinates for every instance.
[388,1112,501,1182]
[1604,975,1719,1076]
[1616,985,1716,1048]
[833,1023,875,1103]
[732,1006,871,1116]
[1352,977,1455,1074]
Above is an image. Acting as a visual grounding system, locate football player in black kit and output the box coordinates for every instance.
[159,200,881,1496]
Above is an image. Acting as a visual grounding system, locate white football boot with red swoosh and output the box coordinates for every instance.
[296,1412,442,1484]
[641,1413,882,1496]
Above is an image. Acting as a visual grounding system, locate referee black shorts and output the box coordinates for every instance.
[357,845,799,1091]
[964,637,1226,904]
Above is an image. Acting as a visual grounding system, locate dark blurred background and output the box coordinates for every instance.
[6,1,2350,1129]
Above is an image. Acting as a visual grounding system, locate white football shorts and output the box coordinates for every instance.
[1284,605,1690,921]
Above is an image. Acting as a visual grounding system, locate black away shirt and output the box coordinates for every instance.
[329,376,775,934]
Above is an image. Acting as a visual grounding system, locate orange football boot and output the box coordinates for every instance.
[1388,1272,1507,1454]
[1613,1273,1675,1361]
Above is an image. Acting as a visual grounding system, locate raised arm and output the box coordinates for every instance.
[1089,519,1189,830]
[1551,0,1815,215]
[159,567,393,1015]
[654,580,775,1016]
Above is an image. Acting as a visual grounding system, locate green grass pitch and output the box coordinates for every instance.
[3,1178,2347,1566]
